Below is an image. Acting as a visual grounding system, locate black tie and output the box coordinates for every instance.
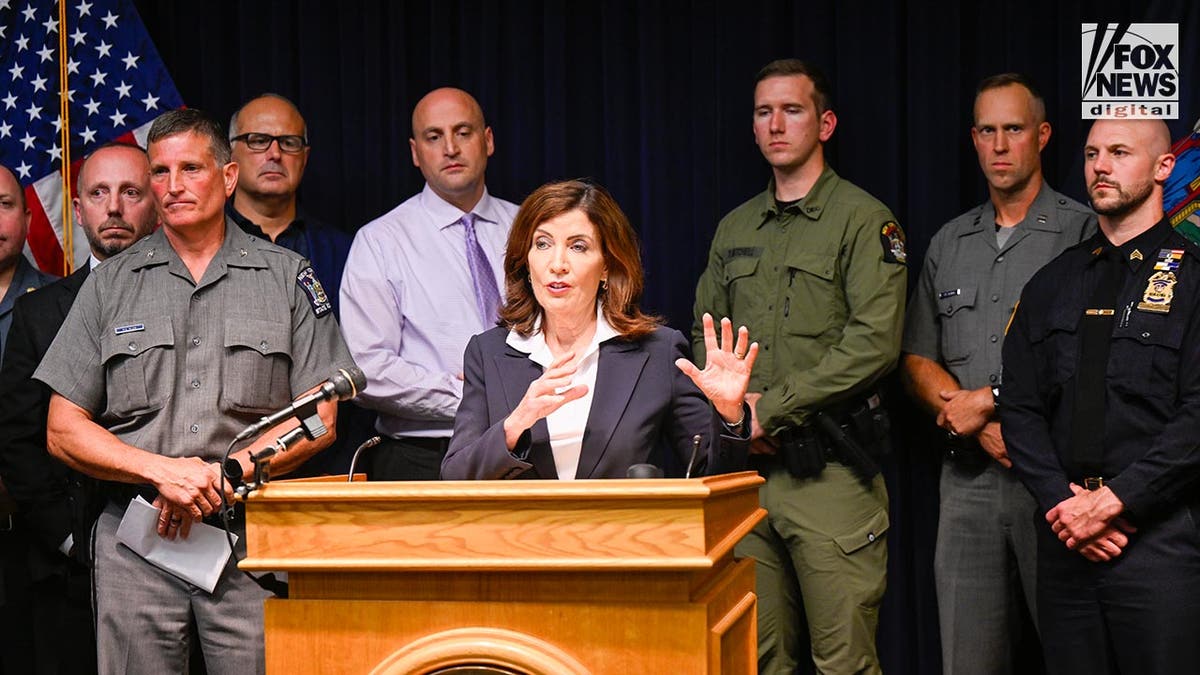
[1069,247,1125,476]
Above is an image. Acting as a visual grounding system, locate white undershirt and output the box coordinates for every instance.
[506,308,619,480]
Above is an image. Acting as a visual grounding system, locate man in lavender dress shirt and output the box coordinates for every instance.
[340,88,519,480]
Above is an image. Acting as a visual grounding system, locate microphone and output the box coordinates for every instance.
[237,425,308,496]
[233,367,366,442]
[347,436,383,481]
[685,434,703,479]
[626,463,664,479]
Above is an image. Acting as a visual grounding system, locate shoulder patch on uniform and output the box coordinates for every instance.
[296,266,332,318]
[880,221,907,264]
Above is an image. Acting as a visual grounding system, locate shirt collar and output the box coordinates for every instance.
[226,202,307,239]
[420,182,505,230]
[506,306,620,368]
[758,165,840,226]
[129,217,270,272]
[1117,217,1175,272]
[2,257,43,310]
[977,182,1062,234]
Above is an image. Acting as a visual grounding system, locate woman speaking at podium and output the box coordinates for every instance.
[441,180,756,480]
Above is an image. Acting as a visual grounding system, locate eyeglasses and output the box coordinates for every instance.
[230,133,308,154]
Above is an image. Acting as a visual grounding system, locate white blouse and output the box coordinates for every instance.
[505,309,619,479]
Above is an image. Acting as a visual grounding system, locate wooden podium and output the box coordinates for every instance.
[240,471,765,674]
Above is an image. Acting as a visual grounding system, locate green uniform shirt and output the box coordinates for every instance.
[692,166,907,433]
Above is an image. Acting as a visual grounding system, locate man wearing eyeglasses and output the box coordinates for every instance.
[227,94,352,319]
[228,94,369,476]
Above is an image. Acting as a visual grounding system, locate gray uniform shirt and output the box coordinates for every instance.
[34,221,355,462]
[903,184,1096,391]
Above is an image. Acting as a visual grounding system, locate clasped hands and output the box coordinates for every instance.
[1046,483,1136,562]
[150,456,234,541]
[938,387,1009,468]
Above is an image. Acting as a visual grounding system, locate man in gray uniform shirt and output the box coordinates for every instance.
[34,109,356,675]
[901,74,1096,674]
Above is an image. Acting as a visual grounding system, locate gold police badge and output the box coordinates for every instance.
[1136,271,1176,313]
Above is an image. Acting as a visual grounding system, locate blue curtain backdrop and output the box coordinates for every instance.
[133,1,1200,672]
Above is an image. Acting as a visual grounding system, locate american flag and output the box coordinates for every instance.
[0,0,182,275]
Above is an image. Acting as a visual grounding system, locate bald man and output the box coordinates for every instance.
[1001,119,1200,674]
[228,94,366,475]
[228,94,352,318]
[340,87,518,480]
[0,165,59,674]
[0,164,57,371]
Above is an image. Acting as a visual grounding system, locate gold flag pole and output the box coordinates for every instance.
[57,0,73,275]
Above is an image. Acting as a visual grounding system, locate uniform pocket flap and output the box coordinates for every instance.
[224,318,291,356]
[936,285,977,316]
[833,508,890,555]
[101,318,174,363]
[786,250,835,281]
[724,256,760,283]
[1127,319,1186,349]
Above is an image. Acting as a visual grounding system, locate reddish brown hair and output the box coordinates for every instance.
[499,179,660,339]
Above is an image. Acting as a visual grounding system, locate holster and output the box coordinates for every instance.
[777,426,826,479]
[943,434,990,473]
[814,412,882,483]
[773,392,892,483]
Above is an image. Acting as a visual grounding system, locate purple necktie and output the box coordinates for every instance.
[461,213,502,324]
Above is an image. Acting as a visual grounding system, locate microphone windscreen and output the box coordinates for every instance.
[331,366,367,399]
[626,463,664,479]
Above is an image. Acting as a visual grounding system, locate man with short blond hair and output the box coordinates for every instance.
[692,59,905,674]
[902,73,1095,674]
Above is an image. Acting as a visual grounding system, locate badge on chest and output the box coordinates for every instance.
[1137,249,1185,314]
[1138,271,1177,314]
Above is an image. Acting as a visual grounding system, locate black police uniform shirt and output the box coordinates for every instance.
[1001,218,1200,521]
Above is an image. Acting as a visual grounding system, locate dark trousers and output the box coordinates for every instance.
[0,527,34,675]
[366,436,451,481]
[0,524,97,675]
[1037,502,1200,675]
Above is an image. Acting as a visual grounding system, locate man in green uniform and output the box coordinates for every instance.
[692,59,907,674]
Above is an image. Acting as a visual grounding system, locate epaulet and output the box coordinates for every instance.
[945,203,987,229]
[1053,194,1094,215]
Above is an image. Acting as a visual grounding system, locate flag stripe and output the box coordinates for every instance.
[25,187,64,274]
[2,0,184,275]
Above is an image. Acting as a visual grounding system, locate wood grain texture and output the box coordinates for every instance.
[246,472,764,674]
[240,473,765,572]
